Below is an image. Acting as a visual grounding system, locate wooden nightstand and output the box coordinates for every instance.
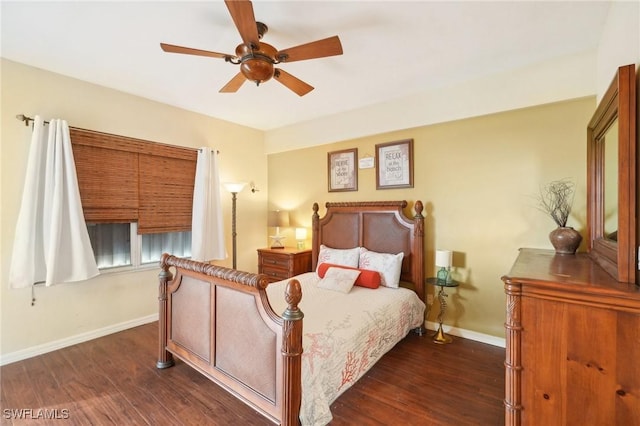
[257,248,312,283]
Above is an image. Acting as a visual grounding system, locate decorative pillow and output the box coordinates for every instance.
[316,245,360,271]
[358,248,404,288]
[317,262,381,289]
[317,267,361,293]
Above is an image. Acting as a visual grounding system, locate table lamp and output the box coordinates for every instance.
[295,227,307,249]
[435,249,452,284]
[268,210,289,249]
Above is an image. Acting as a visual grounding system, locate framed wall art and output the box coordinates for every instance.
[328,148,358,192]
[376,139,414,189]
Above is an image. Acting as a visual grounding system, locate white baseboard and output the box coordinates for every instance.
[0,313,159,366]
[425,321,506,348]
[1,315,503,367]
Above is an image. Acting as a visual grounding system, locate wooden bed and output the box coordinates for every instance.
[157,200,425,425]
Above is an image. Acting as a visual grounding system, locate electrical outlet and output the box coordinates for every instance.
[426,294,434,305]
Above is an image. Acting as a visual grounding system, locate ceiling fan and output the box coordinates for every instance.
[160,0,343,96]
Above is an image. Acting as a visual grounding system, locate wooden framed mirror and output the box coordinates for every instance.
[587,64,637,283]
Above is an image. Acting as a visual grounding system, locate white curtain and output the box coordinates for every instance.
[191,147,226,261]
[8,116,99,288]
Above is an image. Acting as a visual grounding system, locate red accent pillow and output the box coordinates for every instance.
[317,263,381,289]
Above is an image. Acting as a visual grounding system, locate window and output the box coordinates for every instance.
[141,229,191,265]
[71,127,197,272]
[87,223,131,269]
[87,223,192,270]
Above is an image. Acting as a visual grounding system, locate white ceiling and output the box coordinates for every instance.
[1,1,612,131]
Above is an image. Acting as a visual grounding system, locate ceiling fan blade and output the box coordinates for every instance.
[224,0,260,48]
[219,72,247,93]
[160,43,231,59]
[273,69,314,96]
[277,36,343,63]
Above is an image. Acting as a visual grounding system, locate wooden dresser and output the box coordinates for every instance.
[502,248,640,425]
[257,248,312,283]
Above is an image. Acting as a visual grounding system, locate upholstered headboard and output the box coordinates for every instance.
[311,200,425,301]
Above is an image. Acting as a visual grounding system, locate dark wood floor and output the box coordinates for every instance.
[0,323,505,425]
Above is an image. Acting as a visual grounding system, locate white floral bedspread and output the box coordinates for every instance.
[266,272,426,426]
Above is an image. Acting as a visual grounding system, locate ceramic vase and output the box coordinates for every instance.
[549,226,582,254]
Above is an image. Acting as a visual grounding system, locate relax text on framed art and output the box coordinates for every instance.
[328,148,358,192]
[376,139,414,189]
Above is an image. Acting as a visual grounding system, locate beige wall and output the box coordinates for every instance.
[268,97,595,338]
[0,59,266,357]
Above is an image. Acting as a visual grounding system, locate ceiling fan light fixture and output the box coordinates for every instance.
[240,57,274,83]
[237,41,277,83]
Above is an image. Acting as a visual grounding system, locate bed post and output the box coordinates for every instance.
[413,201,425,303]
[281,279,304,426]
[311,202,320,271]
[157,253,175,369]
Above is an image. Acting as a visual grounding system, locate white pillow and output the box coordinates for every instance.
[316,244,360,271]
[358,248,404,288]
[317,267,361,293]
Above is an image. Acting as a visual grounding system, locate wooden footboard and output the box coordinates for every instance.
[157,254,303,426]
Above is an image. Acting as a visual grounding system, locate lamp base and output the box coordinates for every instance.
[437,266,453,284]
[270,235,286,249]
[432,324,453,344]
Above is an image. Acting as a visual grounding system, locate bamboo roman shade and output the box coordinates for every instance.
[72,142,139,222]
[138,153,196,234]
[70,128,197,234]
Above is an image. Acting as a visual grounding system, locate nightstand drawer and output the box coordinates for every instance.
[259,254,290,269]
[261,265,290,281]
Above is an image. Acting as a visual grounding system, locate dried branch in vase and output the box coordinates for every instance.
[537,179,575,228]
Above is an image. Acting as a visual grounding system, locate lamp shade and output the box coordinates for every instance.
[223,182,247,193]
[268,210,290,227]
[435,249,452,268]
[295,227,307,240]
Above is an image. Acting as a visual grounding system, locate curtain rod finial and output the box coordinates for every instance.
[16,114,31,126]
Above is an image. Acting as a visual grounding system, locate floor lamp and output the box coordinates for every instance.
[223,182,247,269]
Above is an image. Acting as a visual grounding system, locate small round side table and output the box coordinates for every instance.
[425,277,459,344]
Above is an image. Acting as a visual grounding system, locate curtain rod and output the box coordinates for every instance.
[198,148,220,154]
[16,114,46,126]
[16,113,219,154]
